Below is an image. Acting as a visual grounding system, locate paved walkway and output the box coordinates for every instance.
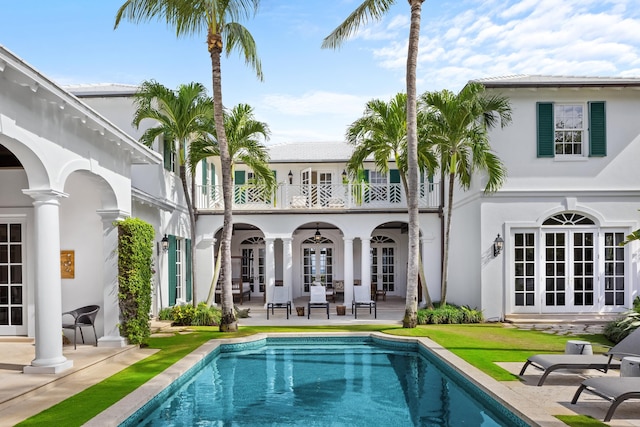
[0,298,637,426]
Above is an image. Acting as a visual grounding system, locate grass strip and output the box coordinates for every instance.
[386,324,612,381]
[555,415,608,427]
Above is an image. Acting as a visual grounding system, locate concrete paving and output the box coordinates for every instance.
[0,297,637,426]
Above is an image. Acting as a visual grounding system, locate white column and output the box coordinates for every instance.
[265,237,275,306]
[196,233,216,307]
[282,237,293,302]
[23,189,73,374]
[97,210,127,348]
[360,236,371,291]
[343,237,354,304]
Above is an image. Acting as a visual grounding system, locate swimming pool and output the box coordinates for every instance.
[121,335,529,426]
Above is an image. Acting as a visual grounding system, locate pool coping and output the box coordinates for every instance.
[85,332,564,427]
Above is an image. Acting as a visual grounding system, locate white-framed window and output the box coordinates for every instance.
[554,104,584,156]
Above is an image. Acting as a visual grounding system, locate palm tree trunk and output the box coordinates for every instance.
[403,0,424,328]
[441,171,455,306]
[399,163,433,310]
[209,32,237,332]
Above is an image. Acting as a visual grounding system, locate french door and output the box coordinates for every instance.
[302,245,333,292]
[371,236,396,293]
[512,223,627,313]
[241,243,265,294]
[0,222,26,335]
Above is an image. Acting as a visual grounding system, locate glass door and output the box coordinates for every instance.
[241,238,265,295]
[0,222,26,335]
[302,244,333,292]
[371,236,396,294]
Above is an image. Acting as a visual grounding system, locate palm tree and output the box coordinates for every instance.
[345,92,436,309]
[422,82,512,305]
[189,103,276,306]
[323,0,425,327]
[131,80,212,308]
[115,0,263,332]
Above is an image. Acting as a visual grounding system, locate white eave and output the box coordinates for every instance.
[473,74,640,89]
[0,45,160,165]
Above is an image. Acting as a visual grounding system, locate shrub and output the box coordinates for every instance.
[157,307,173,321]
[604,297,640,343]
[158,303,221,326]
[417,304,483,325]
[117,218,154,346]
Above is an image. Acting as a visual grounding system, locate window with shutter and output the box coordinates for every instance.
[589,101,606,157]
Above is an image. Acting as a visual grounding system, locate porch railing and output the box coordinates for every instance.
[195,182,440,211]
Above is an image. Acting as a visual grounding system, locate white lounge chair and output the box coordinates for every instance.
[267,286,291,319]
[352,280,376,319]
[572,376,640,421]
[519,327,640,386]
[308,285,329,319]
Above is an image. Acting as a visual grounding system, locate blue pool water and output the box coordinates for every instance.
[123,336,527,426]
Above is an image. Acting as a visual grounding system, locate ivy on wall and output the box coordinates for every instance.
[117,217,154,346]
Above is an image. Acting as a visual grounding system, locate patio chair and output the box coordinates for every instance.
[308,285,329,319]
[519,327,640,386]
[571,376,640,421]
[267,286,291,319]
[352,281,376,319]
[62,305,100,349]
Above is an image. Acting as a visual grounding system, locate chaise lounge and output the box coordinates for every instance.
[519,327,640,386]
[571,376,640,421]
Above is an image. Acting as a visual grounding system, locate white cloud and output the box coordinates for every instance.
[261,91,369,117]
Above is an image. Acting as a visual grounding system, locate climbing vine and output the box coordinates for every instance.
[117,217,154,346]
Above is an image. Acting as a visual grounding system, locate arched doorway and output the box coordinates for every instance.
[371,235,396,295]
[301,235,334,293]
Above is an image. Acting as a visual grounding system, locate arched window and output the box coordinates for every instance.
[542,213,594,226]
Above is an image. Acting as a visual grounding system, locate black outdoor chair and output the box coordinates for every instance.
[62,305,100,349]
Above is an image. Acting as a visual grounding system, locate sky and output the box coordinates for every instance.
[1,0,639,145]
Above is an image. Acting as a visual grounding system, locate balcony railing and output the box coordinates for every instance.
[195,182,440,211]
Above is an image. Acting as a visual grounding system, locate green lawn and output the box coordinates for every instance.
[17,324,613,427]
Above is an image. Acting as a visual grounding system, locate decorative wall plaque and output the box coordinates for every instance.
[61,250,75,279]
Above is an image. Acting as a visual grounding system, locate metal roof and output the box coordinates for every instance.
[472,74,640,88]
[267,141,354,163]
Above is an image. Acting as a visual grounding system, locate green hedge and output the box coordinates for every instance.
[117,218,154,345]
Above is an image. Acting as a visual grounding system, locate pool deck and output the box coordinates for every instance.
[0,297,638,426]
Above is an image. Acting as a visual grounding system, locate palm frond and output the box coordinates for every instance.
[322,0,396,49]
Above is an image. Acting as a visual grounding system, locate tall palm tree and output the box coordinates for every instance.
[189,103,276,306]
[422,82,512,305]
[346,92,436,309]
[131,80,212,308]
[323,0,425,327]
[115,0,263,332]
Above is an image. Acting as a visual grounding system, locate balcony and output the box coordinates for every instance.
[195,182,440,211]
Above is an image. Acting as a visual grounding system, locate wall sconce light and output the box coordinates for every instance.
[288,170,293,185]
[161,234,169,252]
[493,234,504,257]
[314,223,322,243]
[341,170,347,181]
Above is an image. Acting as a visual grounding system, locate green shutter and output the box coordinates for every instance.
[234,170,246,204]
[537,102,554,158]
[389,169,401,203]
[201,160,207,194]
[168,235,177,306]
[210,164,217,200]
[185,239,192,302]
[163,138,172,171]
[589,101,606,157]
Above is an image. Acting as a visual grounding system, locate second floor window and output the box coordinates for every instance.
[554,104,583,155]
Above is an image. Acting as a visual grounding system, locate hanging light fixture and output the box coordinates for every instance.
[314,223,322,243]
[288,170,293,184]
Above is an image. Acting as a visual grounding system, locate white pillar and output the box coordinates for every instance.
[97,210,127,348]
[360,236,371,291]
[23,189,73,374]
[265,237,275,306]
[196,233,216,307]
[282,237,293,302]
[343,237,354,304]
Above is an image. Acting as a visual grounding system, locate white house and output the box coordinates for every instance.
[2,41,639,374]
